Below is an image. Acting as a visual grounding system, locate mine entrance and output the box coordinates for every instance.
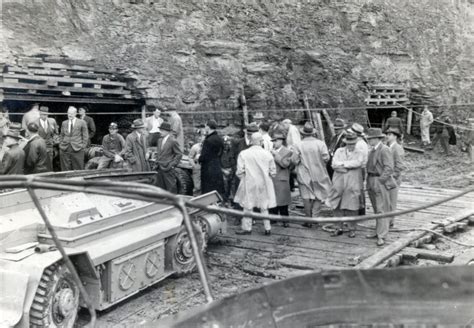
[365,84,410,130]
[0,56,144,143]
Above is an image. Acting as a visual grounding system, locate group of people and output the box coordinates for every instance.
[188,116,405,246]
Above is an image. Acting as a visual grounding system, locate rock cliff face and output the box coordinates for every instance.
[1,0,473,125]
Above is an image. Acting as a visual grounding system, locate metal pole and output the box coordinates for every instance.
[27,187,97,328]
[176,198,214,303]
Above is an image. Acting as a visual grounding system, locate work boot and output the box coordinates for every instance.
[366,234,377,239]
[377,238,385,246]
[235,230,252,235]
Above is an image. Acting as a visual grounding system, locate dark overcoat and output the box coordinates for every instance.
[124,131,150,172]
[199,131,225,195]
[24,135,49,174]
[271,146,292,206]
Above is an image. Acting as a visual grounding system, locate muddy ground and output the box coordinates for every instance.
[78,140,472,327]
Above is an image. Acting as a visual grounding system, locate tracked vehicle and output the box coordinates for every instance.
[0,175,224,328]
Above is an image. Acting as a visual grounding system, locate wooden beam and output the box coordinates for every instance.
[240,88,249,126]
[406,107,413,135]
[403,145,425,153]
[356,208,474,269]
[0,82,131,95]
[2,93,141,105]
[2,73,126,87]
[321,109,335,138]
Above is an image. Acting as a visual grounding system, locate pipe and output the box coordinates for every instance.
[26,187,97,328]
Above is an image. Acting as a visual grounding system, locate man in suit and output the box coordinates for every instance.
[0,129,25,175]
[383,110,404,138]
[37,106,59,171]
[78,107,96,145]
[59,106,89,171]
[269,133,292,228]
[365,128,395,246]
[199,120,225,196]
[386,128,405,227]
[123,119,150,172]
[23,122,49,174]
[153,122,183,193]
[327,118,347,179]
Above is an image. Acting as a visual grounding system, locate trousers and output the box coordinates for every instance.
[420,125,431,144]
[242,208,271,232]
[367,176,391,239]
[431,133,450,154]
[389,185,399,225]
[60,146,85,171]
[155,168,178,194]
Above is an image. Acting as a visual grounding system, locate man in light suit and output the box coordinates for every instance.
[153,122,183,193]
[365,128,395,246]
[36,106,59,171]
[59,106,89,171]
[269,133,292,228]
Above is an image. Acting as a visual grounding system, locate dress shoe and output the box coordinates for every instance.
[331,229,343,237]
[366,234,377,239]
[235,230,252,235]
[264,230,271,236]
[283,222,290,228]
[348,231,356,238]
[377,238,385,246]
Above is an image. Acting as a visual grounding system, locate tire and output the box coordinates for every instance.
[29,262,80,328]
[166,224,205,277]
[175,167,193,196]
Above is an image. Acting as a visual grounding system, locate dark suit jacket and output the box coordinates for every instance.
[155,135,182,171]
[0,145,25,175]
[367,143,394,185]
[59,118,89,152]
[23,135,49,174]
[36,118,58,149]
[383,117,404,134]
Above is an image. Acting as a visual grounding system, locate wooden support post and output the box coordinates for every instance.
[322,109,335,138]
[304,94,325,141]
[240,88,249,126]
[141,105,146,121]
[407,107,413,135]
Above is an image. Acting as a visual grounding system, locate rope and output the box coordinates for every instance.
[0,176,471,225]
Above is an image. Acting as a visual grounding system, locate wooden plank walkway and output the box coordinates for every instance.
[207,184,474,277]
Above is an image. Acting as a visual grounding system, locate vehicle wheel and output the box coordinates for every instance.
[29,262,80,328]
[175,168,193,196]
[166,224,205,276]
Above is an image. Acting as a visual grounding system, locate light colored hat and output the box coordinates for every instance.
[366,128,385,139]
[131,119,145,129]
[300,122,316,136]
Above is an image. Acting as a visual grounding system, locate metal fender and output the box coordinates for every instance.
[0,269,29,328]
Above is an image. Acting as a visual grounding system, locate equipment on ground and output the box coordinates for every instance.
[0,176,224,328]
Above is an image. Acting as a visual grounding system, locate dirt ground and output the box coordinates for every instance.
[80,139,473,327]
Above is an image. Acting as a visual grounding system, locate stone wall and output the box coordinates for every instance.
[1,0,473,127]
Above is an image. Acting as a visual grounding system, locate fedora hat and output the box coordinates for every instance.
[246,123,259,133]
[39,106,49,114]
[253,112,264,120]
[366,128,385,139]
[351,123,364,135]
[5,129,21,140]
[131,119,145,129]
[271,133,286,141]
[300,122,316,136]
[160,122,172,132]
[343,132,358,144]
[334,118,346,130]
[385,127,401,137]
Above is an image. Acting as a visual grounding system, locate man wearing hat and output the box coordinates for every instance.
[386,127,405,227]
[292,122,332,226]
[327,118,347,179]
[59,106,89,171]
[326,132,364,238]
[269,133,292,227]
[200,120,225,196]
[36,106,59,171]
[23,122,49,174]
[97,122,126,169]
[365,128,396,246]
[124,119,151,172]
[351,123,369,215]
[0,129,25,175]
[153,122,183,193]
[383,110,404,138]
[234,132,276,235]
